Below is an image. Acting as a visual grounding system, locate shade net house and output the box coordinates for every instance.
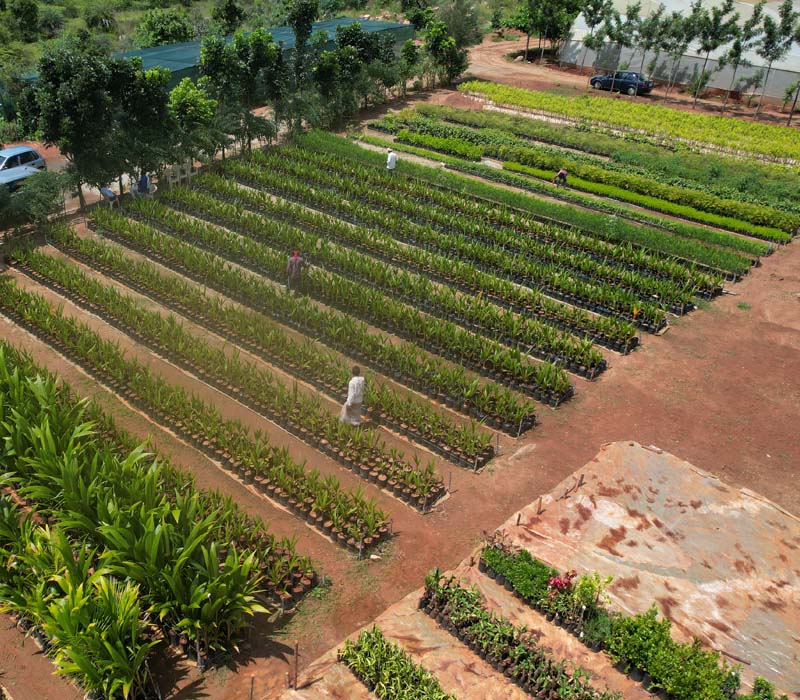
[115,17,415,88]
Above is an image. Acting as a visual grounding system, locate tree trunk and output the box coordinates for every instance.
[665,56,682,98]
[721,63,740,113]
[579,30,593,74]
[610,55,619,92]
[524,32,531,61]
[629,47,638,72]
[77,183,86,211]
[639,44,661,73]
[787,83,800,125]
[693,53,711,106]
[755,62,772,116]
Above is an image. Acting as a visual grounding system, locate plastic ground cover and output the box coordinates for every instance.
[498,441,799,692]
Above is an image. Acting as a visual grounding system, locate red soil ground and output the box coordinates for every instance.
[0,37,798,700]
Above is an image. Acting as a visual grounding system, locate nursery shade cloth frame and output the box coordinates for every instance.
[115,18,415,88]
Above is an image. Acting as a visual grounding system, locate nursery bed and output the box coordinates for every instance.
[494,440,800,692]
[277,441,798,699]
[280,565,651,700]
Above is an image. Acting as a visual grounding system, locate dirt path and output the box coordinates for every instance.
[0,613,83,700]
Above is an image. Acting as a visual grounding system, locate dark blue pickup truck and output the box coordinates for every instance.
[590,71,654,96]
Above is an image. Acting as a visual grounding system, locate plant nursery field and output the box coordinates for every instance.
[0,87,798,700]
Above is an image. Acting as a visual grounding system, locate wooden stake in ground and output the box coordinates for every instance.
[293,641,299,689]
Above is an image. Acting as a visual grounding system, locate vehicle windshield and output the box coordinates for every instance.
[0,157,6,169]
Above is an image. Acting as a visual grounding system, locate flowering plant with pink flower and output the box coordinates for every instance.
[547,569,577,599]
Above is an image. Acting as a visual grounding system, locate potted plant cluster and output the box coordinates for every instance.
[0,280,391,552]
[209,161,642,355]
[477,538,788,700]
[419,569,621,700]
[45,226,498,469]
[90,207,538,436]
[131,188,575,407]
[194,170,611,379]
[338,626,456,700]
[0,344,314,695]
[240,147,674,333]
[13,245,451,514]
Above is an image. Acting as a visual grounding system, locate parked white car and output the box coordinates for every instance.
[0,165,43,192]
[0,146,46,190]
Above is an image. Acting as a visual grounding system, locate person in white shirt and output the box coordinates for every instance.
[340,366,366,425]
[386,148,397,173]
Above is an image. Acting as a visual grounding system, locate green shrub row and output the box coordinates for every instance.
[412,104,800,217]
[228,154,690,321]
[89,205,538,430]
[387,116,799,235]
[396,128,482,160]
[14,246,446,507]
[479,544,787,700]
[196,171,611,369]
[141,190,574,402]
[421,570,621,700]
[47,227,494,465]
[458,81,800,162]
[383,114,794,239]
[253,144,720,296]
[345,132,764,274]
[0,277,390,544]
[503,162,792,243]
[339,626,456,700]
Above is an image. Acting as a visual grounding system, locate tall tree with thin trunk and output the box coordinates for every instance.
[755,0,798,116]
[719,1,764,113]
[635,2,666,73]
[602,3,639,92]
[284,0,319,88]
[21,38,125,209]
[619,2,642,71]
[662,6,700,98]
[786,21,800,124]
[692,0,739,106]
[532,0,581,63]
[579,0,614,74]
[508,1,537,62]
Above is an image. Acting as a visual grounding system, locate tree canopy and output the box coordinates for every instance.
[134,9,195,49]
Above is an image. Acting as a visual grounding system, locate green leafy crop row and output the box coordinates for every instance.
[459,81,800,162]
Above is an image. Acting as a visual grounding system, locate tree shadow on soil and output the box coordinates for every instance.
[345,89,440,126]
[149,615,299,700]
